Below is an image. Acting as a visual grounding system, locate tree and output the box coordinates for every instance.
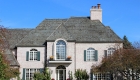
[123,35,133,49]
[0,52,9,79]
[92,48,140,80]
[44,67,51,80]
[0,25,20,79]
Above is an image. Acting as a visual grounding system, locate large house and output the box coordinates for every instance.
[7,4,123,80]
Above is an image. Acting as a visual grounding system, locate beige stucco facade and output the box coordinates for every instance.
[15,39,122,80]
[17,47,45,79]
[46,40,123,80]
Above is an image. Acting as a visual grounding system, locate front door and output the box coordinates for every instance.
[56,65,66,80]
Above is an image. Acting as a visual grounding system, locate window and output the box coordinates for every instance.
[56,40,66,60]
[84,48,98,61]
[93,73,110,80]
[24,68,42,80]
[26,49,40,61]
[104,48,115,57]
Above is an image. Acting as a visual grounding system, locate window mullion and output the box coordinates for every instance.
[33,51,34,61]
[29,52,30,61]
[29,69,30,80]
[89,50,92,61]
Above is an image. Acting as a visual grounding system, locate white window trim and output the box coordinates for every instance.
[25,68,41,80]
[107,48,115,56]
[29,50,38,61]
[86,48,95,61]
[93,73,110,80]
[54,39,67,60]
[56,69,66,80]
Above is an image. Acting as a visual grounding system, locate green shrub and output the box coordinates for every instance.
[34,67,51,80]
[74,69,89,80]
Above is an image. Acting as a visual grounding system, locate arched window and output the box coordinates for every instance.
[29,49,38,61]
[107,48,115,56]
[56,40,66,60]
[104,48,116,58]
[56,65,66,69]
[87,48,95,61]
[84,48,98,61]
[26,49,40,61]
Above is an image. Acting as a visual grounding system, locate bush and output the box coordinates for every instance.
[34,67,51,80]
[74,69,89,80]
[34,72,44,80]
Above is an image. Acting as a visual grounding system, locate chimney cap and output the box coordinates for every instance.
[97,3,101,5]
[97,4,101,9]
[92,6,97,9]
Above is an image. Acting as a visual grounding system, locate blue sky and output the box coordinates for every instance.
[0,0,140,42]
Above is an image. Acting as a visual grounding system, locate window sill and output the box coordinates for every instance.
[85,60,98,62]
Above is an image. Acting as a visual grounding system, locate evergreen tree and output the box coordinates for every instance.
[123,35,133,49]
[0,52,8,80]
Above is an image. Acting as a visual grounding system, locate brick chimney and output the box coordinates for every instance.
[90,4,102,22]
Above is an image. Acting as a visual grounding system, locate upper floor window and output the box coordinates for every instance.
[26,49,40,61]
[84,48,98,61]
[104,48,116,58]
[56,40,66,60]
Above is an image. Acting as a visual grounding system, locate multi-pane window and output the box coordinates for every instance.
[25,68,41,80]
[84,48,98,61]
[93,73,110,80]
[104,48,116,58]
[29,49,38,61]
[107,48,115,56]
[56,40,66,60]
[26,49,40,61]
[104,48,116,57]
[87,48,95,61]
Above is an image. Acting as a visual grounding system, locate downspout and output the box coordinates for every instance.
[74,42,76,73]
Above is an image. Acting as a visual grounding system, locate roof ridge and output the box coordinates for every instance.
[15,29,34,46]
[61,23,74,39]
[8,28,34,30]
[45,18,68,20]
[46,19,70,40]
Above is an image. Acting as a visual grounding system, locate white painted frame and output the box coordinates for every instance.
[56,69,66,80]
[54,38,67,60]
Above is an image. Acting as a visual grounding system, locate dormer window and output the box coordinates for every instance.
[56,40,66,60]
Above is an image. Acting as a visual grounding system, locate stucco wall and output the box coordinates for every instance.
[75,43,123,75]
[17,47,45,79]
[47,41,122,80]
[16,42,122,80]
[47,41,75,80]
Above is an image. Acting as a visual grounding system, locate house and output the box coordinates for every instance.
[7,4,123,80]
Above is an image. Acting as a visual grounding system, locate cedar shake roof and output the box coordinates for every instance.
[8,17,122,48]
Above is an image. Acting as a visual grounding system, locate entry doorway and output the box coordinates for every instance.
[56,65,66,80]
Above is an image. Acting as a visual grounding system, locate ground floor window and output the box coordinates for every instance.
[93,73,110,80]
[25,68,42,80]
